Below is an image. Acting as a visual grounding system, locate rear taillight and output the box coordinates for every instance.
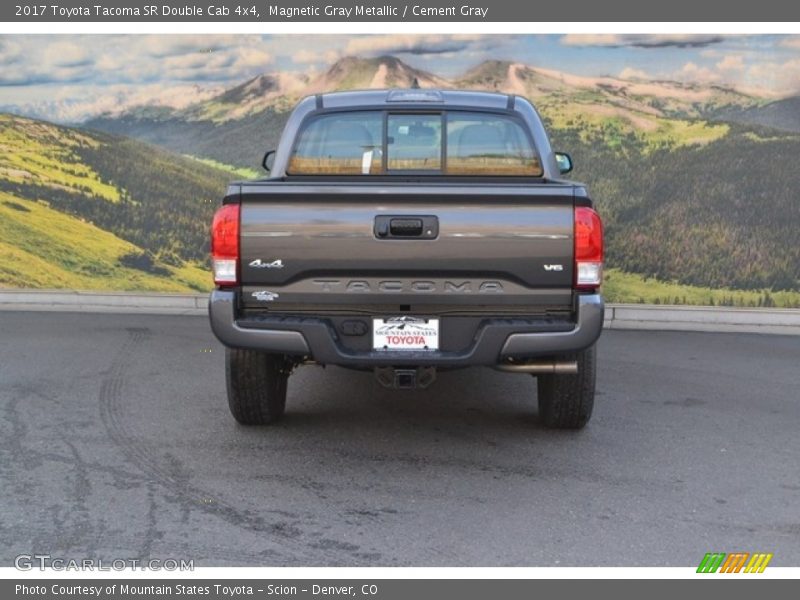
[211,203,240,285]
[574,206,603,289]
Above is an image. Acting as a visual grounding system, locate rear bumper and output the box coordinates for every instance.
[208,290,603,367]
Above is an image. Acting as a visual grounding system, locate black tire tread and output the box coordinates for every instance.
[537,344,596,429]
[225,348,288,425]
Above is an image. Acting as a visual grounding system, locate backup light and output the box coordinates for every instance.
[574,206,603,289]
[211,203,240,285]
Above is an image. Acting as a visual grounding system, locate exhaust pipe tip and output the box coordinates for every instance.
[494,360,578,374]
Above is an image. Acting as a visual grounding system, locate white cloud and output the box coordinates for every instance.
[343,34,499,56]
[292,49,321,63]
[653,47,800,96]
[745,58,800,95]
[561,34,622,47]
[0,39,22,63]
[619,67,650,80]
[717,55,745,72]
[0,35,274,87]
[0,82,225,123]
[139,35,259,58]
[675,61,721,83]
[561,34,725,48]
[159,54,271,81]
[40,41,93,67]
[667,55,800,96]
[292,48,341,64]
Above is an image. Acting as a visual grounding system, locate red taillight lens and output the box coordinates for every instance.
[574,206,603,289]
[211,203,240,285]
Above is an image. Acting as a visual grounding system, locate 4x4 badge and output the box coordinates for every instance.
[249,259,284,269]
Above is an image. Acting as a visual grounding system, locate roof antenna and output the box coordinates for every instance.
[411,77,420,89]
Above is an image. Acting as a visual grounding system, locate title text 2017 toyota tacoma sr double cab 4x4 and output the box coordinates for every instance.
[209,89,604,429]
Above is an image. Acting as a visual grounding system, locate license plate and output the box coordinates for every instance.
[373,317,439,351]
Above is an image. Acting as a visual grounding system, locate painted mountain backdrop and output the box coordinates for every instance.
[2,54,800,304]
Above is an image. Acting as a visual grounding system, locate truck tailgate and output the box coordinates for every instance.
[236,182,576,312]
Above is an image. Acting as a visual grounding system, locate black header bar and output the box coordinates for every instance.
[3,0,800,22]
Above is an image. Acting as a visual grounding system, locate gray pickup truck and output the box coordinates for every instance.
[209,89,604,429]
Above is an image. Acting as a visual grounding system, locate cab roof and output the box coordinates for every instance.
[318,89,515,111]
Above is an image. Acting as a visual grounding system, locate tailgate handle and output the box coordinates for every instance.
[374,215,438,239]
[390,218,423,236]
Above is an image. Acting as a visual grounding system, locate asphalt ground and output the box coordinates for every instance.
[1,311,798,567]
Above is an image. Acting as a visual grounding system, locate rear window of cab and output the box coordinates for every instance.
[288,111,543,176]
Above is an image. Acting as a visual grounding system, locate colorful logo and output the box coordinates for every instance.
[697,552,773,573]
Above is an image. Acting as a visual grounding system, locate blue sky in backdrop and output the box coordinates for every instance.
[1,34,798,122]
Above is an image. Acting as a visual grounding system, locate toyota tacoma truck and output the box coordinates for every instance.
[209,89,604,429]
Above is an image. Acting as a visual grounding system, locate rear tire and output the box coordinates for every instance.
[536,344,596,429]
[226,348,290,425]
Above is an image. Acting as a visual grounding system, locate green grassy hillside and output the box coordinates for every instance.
[716,96,800,133]
[552,124,800,293]
[0,114,231,292]
[86,110,290,172]
[0,115,120,202]
[12,55,800,303]
[603,269,800,308]
[0,193,208,291]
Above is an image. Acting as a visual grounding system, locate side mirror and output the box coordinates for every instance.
[262,150,276,172]
[555,152,573,175]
